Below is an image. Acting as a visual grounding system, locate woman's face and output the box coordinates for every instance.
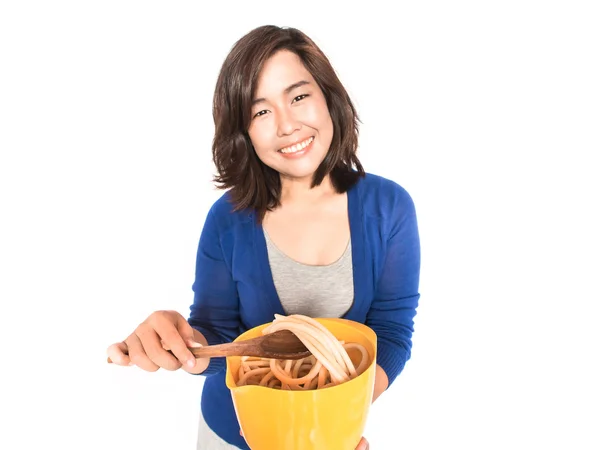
[248,50,334,182]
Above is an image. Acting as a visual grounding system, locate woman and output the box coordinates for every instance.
[107,25,421,450]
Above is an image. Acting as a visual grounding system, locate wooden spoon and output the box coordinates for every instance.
[107,330,311,363]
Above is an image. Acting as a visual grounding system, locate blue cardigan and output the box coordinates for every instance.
[188,173,421,448]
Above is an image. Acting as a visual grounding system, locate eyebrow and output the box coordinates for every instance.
[251,80,311,106]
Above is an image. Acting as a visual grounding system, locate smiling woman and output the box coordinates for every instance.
[107,24,420,450]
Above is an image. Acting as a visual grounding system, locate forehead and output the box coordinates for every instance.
[254,50,315,95]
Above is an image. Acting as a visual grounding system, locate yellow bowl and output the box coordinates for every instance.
[225,318,377,450]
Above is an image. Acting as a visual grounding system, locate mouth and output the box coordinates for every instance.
[278,136,315,154]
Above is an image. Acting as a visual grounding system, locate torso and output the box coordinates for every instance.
[262,191,350,266]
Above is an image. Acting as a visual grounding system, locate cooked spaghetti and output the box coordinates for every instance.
[236,314,369,390]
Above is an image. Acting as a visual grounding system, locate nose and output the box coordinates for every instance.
[276,107,301,137]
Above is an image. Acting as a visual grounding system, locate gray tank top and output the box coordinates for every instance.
[263,230,354,318]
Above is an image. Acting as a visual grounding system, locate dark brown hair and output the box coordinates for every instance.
[211,25,365,218]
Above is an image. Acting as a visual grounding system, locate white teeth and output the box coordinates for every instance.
[280,137,314,154]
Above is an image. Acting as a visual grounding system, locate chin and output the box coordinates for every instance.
[280,159,325,180]
[279,169,318,181]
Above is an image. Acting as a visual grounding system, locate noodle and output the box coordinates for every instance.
[235,314,369,390]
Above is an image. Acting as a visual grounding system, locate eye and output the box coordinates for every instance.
[253,110,269,118]
[292,94,309,103]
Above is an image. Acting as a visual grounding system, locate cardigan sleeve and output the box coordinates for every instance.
[187,205,241,375]
[366,187,421,385]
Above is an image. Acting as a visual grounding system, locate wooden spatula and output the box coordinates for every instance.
[107,329,311,363]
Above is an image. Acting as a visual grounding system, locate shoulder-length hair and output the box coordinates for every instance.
[211,25,365,218]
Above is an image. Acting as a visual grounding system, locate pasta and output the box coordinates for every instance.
[236,314,369,390]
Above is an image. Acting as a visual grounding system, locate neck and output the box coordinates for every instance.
[279,174,336,205]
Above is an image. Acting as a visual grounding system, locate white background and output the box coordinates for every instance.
[1,1,599,449]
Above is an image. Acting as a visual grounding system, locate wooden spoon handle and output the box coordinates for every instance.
[106,342,254,364]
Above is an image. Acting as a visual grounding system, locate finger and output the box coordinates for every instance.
[180,346,211,374]
[106,342,130,366]
[135,324,183,371]
[153,313,196,369]
[126,332,160,372]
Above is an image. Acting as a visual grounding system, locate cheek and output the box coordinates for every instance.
[305,100,333,131]
[248,125,271,154]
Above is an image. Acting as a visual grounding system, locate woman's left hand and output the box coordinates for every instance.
[356,436,369,449]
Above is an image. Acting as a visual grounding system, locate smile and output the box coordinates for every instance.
[278,136,315,154]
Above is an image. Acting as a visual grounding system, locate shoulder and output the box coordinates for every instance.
[205,190,254,232]
[354,172,416,215]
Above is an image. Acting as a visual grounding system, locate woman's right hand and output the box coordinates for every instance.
[106,310,209,374]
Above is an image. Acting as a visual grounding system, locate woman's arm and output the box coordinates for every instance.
[188,203,241,375]
[367,186,421,389]
[372,364,390,402]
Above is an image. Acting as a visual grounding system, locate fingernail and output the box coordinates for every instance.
[187,358,196,368]
[187,341,203,348]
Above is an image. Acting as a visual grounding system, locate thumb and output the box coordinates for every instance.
[356,437,369,450]
[186,338,203,348]
[174,314,203,348]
